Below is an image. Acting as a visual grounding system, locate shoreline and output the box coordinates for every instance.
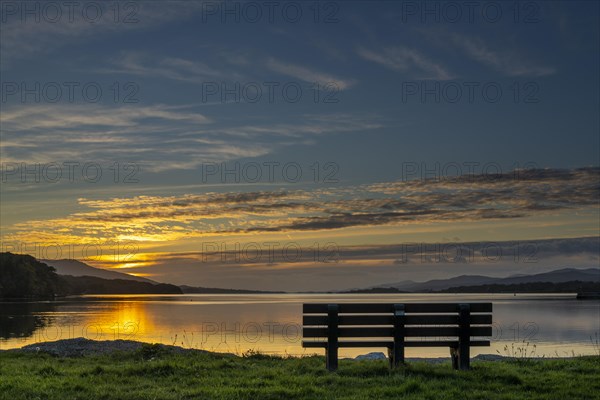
[0,337,586,362]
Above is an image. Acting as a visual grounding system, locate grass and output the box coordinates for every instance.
[0,346,599,400]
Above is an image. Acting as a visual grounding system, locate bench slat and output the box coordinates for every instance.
[302,341,390,348]
[303,303,492,314]
[303,314,492,326]
[303,326,492,338]
[302,340,491,348]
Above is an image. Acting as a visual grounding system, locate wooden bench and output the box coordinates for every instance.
[302,303,492,371]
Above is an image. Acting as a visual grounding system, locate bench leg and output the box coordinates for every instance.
[457,303,471,370]
[450,347,459,370]
[326,344,338,371]
[458,342,470,370]
[388,345,404,368]
[326,304,339,371]
[450,345,470,370]
[391,304,405,369]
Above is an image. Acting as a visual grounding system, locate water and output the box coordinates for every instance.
[1,294,598,358]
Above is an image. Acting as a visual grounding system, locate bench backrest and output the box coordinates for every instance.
[303,303,493,340]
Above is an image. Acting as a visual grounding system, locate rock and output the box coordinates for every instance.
[16,338,207,357]
[473,354,508,361]
[355,352,387,361]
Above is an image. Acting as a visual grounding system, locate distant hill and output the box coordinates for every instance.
[493,268,600,285]
[62,275,182,295]
[0,253,181,298]
[341,287,409,294]
[363,268,600,292]
[439,280,600,293]
[374,275,496,292]
[180,285,284,294]
[42,259,155,283]
[343,280,600,294]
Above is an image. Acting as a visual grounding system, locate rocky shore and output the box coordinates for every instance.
[5,338,207,357]
[3,337,510,362]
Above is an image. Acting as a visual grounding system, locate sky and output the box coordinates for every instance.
[1,1,599,291]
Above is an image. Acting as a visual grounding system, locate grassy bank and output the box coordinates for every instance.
[0,346,598,400]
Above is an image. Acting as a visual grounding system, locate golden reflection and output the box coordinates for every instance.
[92,301,157,341]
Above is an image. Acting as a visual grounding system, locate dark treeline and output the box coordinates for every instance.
[0,253,65,298]
[440,281,600,293]
[179,285,284,294]
[0,253,181,298]
[343,281,600,294]
[61,275,182,295]
[340,287,409,294]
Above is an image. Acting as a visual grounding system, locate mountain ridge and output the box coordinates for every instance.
[363,267,600,292]
[41,259,156,284]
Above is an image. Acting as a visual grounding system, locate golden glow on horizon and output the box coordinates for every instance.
[126,272,157,277]
[116,235,162,242]
[113,262,149,270]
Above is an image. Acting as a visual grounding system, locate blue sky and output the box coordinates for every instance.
[1,1,598,290]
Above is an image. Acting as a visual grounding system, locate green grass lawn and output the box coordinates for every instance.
[1,346,599,400]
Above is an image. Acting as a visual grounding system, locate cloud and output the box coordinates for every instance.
[265,58,355,90]
[97,52,235,83]
[0,2,206,68]
[357,45,453,80]
[3,167,598,245]
[0,103,380,172]
[100,53,354,91]
[0,103,230,170]
[1,103,211,130]
[451,34,556,77]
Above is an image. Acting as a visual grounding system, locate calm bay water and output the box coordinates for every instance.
[1,294,598,358]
